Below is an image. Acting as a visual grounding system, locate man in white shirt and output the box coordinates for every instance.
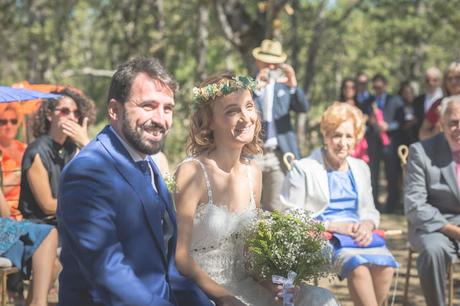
[413,67,443,138]
[252,39,309,211]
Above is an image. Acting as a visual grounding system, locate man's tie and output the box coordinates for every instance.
[136,160,171,253]
[377,95,385,110]
[136,160,157,193]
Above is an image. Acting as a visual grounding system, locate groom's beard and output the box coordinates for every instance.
[121,109,168,155]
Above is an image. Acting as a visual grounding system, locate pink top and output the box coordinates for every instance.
[425,98,442,126]
[352,138,369,163]
[373,107,390,146]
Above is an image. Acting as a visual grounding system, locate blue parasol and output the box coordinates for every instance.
[0,85,61,103]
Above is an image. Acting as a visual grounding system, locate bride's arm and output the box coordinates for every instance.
[174,161,242,305]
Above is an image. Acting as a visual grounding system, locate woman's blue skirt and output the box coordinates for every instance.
[0,218,52,277]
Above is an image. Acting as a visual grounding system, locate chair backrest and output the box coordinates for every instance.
[398,144,409,170]
[283,152,295,171]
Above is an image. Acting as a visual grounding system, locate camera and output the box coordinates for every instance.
[268,68,285,82]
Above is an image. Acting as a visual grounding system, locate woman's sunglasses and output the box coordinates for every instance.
[55,107,81,118]
[0,119,18,126]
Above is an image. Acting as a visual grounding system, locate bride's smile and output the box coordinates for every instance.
[210,90,258,146]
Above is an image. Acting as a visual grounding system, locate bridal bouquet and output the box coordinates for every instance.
[246,209,332,287]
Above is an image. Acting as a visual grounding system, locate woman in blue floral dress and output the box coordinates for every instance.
[0,188,57,306]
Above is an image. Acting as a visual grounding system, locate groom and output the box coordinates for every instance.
[57,57,212,306]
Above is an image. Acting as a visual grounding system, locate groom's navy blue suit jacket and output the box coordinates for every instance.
[57,126,211,306]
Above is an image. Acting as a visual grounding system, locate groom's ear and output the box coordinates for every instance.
[108,99,121,121]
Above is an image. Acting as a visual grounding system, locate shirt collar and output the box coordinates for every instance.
[109,125,146,162]
[452,150,460,163]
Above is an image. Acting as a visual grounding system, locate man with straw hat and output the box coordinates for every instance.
[252,39,309,212]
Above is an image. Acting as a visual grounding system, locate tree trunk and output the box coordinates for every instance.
[196,2,209,80]
[296,0,327,154]
[152,0,166,62]
[289,0,300,70]
[213,0,265,74]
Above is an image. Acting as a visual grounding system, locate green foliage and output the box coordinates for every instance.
[0,0,459,165]
[246,209,332,285]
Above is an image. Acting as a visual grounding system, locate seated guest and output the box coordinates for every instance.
[0,104,27,220]
[0,187,58,306]
[405,95,460,306]
[419,62,460,140]
[19,88,96,224]
[412,67,443,138]
[281,102,398,306]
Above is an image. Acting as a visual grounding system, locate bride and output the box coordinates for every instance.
[174,73,339,306]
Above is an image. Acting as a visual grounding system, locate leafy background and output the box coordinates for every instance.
[1,0,459,165]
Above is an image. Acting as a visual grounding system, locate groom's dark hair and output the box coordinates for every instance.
[107,57,178,105]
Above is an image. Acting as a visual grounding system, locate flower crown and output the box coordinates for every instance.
[192,75,257,105]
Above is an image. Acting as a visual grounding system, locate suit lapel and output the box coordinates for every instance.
[441,164,460,202]
[436,136,460,202]
[97,126,168,265]
[148,158,178,260]
[347,158,363,198]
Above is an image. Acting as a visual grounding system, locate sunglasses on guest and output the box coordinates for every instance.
[0,119,18,126]
[55,107,81,118]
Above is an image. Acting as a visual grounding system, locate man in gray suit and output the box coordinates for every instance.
[405,95,460,306]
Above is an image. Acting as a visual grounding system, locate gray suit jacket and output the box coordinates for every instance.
[404,133,460,236]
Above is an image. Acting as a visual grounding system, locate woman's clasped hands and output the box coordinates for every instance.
[329,220,375,247]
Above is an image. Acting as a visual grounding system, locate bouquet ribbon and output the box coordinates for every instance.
[272,271,297,306]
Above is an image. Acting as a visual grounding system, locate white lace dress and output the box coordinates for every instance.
[189,159,340,306]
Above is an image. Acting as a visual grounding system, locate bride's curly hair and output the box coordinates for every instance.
[186,72,262,157]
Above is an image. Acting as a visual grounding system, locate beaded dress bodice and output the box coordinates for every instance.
[189,159,257,285]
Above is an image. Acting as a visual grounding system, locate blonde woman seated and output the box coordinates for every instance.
[280,102,398,306]
[174,73,339,306]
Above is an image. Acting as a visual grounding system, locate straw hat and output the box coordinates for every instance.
[252,39,287,64]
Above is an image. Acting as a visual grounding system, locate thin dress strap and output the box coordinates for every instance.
[190,158,213,204]
[246,163,255,204]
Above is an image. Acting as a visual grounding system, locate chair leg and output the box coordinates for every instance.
[403,248,413,304]
[1,271,7,306]
[448,262,454,306]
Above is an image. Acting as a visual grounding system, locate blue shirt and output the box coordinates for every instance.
[318,169,359,222]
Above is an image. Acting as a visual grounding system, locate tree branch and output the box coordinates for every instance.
[61,68,114,78]
[214,0,242,47]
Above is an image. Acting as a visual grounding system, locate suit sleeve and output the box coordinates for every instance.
[289,87,309,113]
[387,96,405,132]
[404,143,448,233]
[57,156,174,306]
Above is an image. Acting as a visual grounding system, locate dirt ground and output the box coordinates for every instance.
[318,213,458,306]
[6,214,457,306]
